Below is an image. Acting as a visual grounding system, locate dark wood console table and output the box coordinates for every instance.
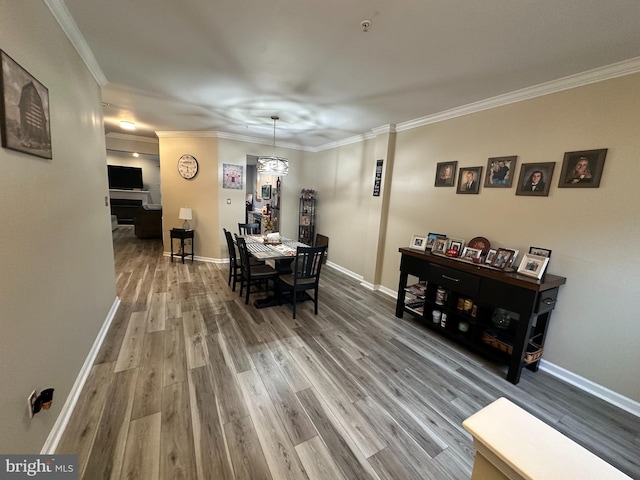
[170,228,195,264]
[396,247,566,384]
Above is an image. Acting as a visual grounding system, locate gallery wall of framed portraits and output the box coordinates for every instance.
[434,148,607,197]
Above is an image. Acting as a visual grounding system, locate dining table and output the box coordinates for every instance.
[240,234,310,308]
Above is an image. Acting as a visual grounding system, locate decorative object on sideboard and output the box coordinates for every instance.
[0,50,52,159]
[409,235,428,251]
[179,207,193,230]
[517,253,550,279]
[529,246,552,258]
[426,232,446,249]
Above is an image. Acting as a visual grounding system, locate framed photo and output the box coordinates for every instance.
[426,232,446,249]
[485,248,498,265]
[0,50,52,159]
[529,246,552,258]
[261,184,272,199]
[409,235,428,251]
[507,249,519,268]
[431,237,449,255]
[517,253,550,279]
[447,238,465,257]
[558,148,607,188]
[484,156,517,188]
[435,161,457,187]
[223,163,244,189]
[457,166,483,194]
[461,247,482,262]
[516,162,555,196]
[492,248,515,269]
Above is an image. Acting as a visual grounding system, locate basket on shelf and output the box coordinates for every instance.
[481,330,543,364]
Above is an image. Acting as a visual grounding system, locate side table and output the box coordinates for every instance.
[170,228,195,264]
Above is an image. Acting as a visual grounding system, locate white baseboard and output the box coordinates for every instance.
[40,297,121,454]
[539,360,640,417]
[326,261,363,282]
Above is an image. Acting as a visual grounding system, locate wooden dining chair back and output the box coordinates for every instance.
[223,228,240,291]
[238,223,260,236]
[236,236,278,305]
[314,233,329,264]
[280,245,327,319]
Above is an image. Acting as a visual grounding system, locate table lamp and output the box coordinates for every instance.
[179,207,192,230]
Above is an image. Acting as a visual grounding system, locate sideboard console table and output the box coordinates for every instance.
[396,247,566,384]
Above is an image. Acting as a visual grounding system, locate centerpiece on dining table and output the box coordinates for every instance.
[263,232,282,245]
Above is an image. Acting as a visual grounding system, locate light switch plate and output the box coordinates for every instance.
[27,390,37,418]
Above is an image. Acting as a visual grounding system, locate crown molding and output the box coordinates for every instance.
[395,56,640,133]
[44,0,108,86]
[155,130,313,152]
[106,132,158,144]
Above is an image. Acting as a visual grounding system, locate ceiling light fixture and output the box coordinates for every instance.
[257,116,289,176]
[120,120,136,130]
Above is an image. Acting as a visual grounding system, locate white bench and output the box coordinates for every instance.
[462,397,632,480]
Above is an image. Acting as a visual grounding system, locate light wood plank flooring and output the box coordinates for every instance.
[56,226,640,479]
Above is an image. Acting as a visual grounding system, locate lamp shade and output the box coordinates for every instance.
[179,207,192,221]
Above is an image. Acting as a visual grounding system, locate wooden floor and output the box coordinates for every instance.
[56,226,640,479]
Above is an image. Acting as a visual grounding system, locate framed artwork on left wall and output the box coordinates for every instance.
[0,50,52,159]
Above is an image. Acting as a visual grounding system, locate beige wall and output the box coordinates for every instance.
[383,75,640,401]
[158,134,305,260]
[0,0,117,452]
[317,74,640,402]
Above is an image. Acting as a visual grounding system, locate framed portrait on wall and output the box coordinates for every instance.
[261,184,272,199]
[457,166,483,194]
[557,148,607,188]
[516,162,555,196]
[484,156,517,188]
[435,161,457,187]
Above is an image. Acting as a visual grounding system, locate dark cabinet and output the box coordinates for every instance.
[396,247,566,384]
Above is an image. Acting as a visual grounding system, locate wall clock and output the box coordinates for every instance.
[177,154,198,179]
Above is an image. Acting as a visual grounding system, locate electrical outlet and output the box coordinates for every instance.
[27,390,37,418]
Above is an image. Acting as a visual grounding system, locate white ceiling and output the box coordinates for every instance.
[53,0,640,149]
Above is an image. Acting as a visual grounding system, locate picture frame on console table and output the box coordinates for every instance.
[426,232,446,249]
[529,246,552,258]
[409,235,428,251]
[517,253,550,279]
[431,237,449,256]
[492,248,515,269]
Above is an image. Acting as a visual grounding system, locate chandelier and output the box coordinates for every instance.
[257,115,289,176]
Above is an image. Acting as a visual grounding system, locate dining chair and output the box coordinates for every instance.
[314,233,329,264]
[236,236,279,305]
[238,223,260,236]
[223,228,240,291]
[279,245,327,319]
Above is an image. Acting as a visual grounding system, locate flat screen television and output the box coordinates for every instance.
[108,165,144,190]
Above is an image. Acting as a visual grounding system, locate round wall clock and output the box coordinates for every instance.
[177,154,198,179]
